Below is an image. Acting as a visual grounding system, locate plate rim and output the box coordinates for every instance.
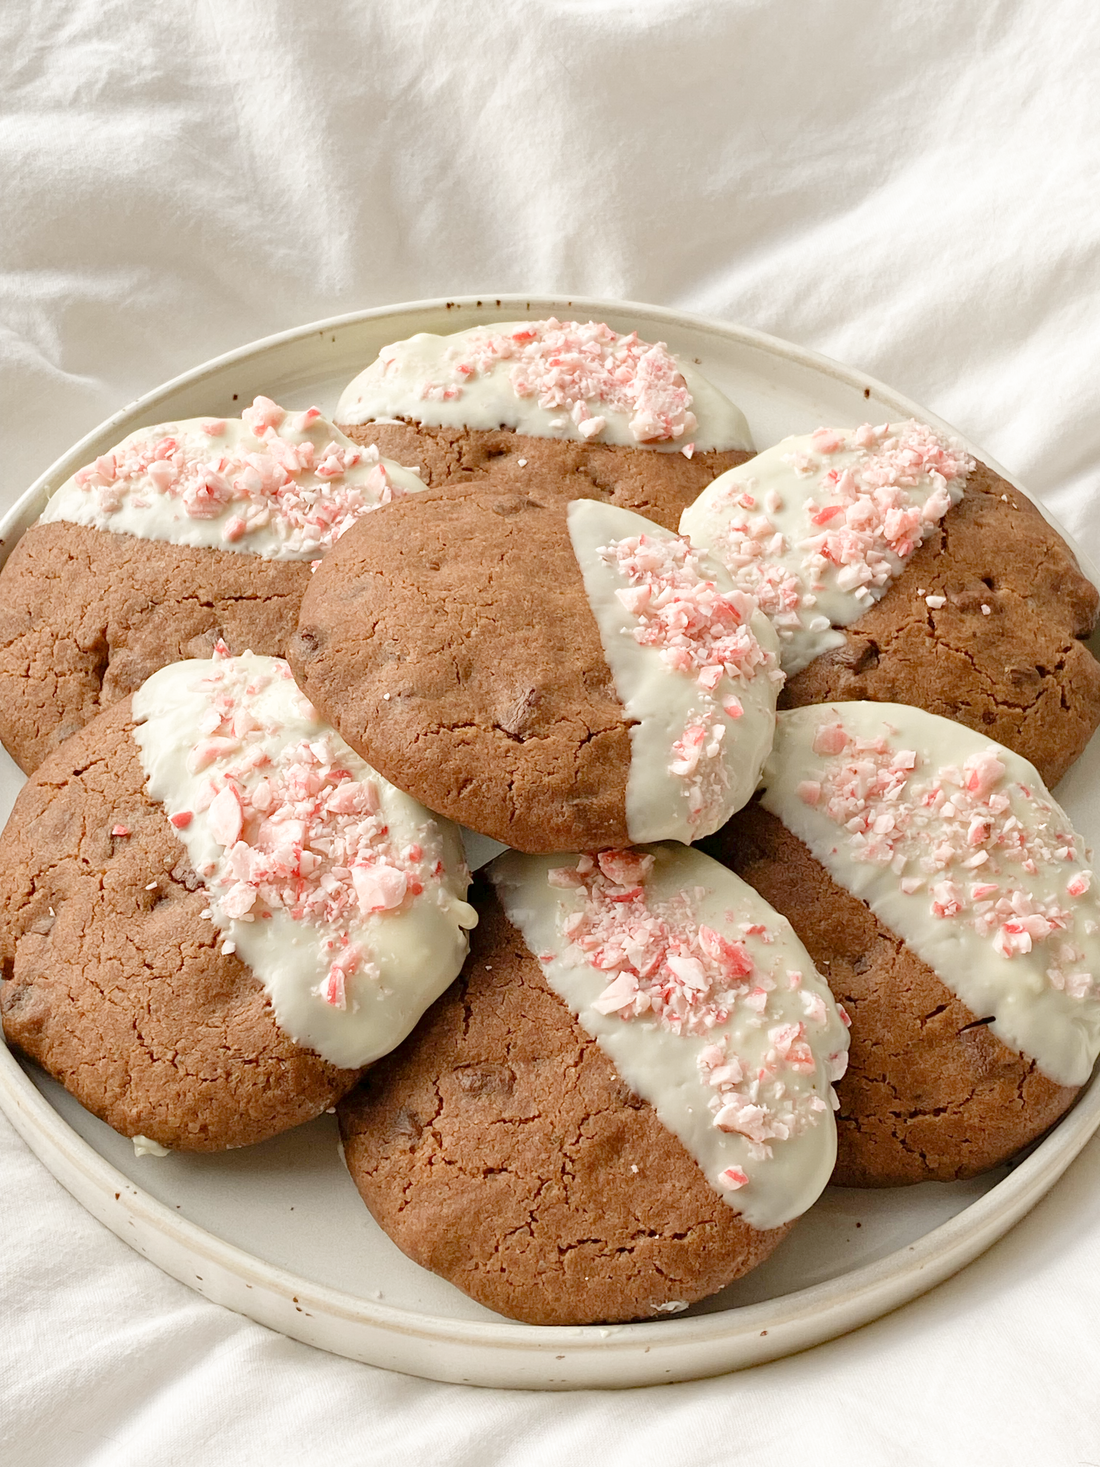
[3,291,1099,1389]
[4,1038,1097,1386]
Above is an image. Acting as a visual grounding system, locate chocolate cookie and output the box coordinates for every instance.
[0,522,309,774]
[342,421,752,533]
[0,698,361,1152]
[681,425,1100,787]
[0,398,425,773]
[335,317,756,531]
[340,843,849,1325]
[702,704,1100,1185]
[290,484,780,852]
[0,651,477,1151]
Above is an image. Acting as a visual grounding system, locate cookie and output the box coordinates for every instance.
[0,652,477,1151]
[0,397,426,773]
[290,485,781,852]
[339,843,849,1325]
[680,423,1100,786]
[0,699,359,1151]
[702,703,1100,1185]
[335,318,756,531]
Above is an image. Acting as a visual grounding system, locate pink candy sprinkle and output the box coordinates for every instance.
[810,429,844,455]
[208,785,244,847]
[241,396,286,434]
[351,863,408,913]
[812,722,849,757]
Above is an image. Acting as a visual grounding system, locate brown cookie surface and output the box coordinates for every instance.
[341,422,750,532]
[0,697,361,1151]
[290,483,632,852]
[780,463,1100,787]
[338,884,788,1325]
[0,521,311,773]
[703,802,1078,1186]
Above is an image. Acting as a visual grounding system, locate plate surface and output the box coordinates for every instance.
[2,294,1099,1390]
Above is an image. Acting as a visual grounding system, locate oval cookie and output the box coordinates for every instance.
[703,703,1099,1184]
[290,486,781,851]
[339,844,848,1324]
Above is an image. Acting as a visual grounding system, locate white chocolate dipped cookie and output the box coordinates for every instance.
[290,484,782,853]
[0,651,476,1151]
[333,318,757,533]
[0,397,427,773]
[337,318,750,452]
[681,424,1100,786]
[704,702,1100,1185]
[337,842,849,1325]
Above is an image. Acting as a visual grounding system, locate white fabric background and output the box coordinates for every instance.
[3,1,1100,1461]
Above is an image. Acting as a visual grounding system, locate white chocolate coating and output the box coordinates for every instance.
[132,653,477,1070]
[335,320,752,453]
[41,398,426,559]
[567,499,781,843]
[761,703,1100,1086]
[680,423,971,674]
[490,845,849,1230]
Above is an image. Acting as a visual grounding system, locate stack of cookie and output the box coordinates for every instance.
[2,317,1100,1327]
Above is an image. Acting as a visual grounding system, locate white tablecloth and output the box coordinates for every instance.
[3,3,1100,1461]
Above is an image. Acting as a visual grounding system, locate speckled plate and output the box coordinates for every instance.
[2,294,1099,1390]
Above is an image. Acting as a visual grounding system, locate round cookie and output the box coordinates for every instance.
[339,844,849,1325]
[702,703,1100,1185]
[680,424,1100,787]
[0,653,477,1151]
[0,698,360,1151]
[335,318,756,532]
[0,397,426,773]
[290,484,781,852]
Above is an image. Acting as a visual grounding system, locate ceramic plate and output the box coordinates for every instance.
[2,294,1099,1390]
